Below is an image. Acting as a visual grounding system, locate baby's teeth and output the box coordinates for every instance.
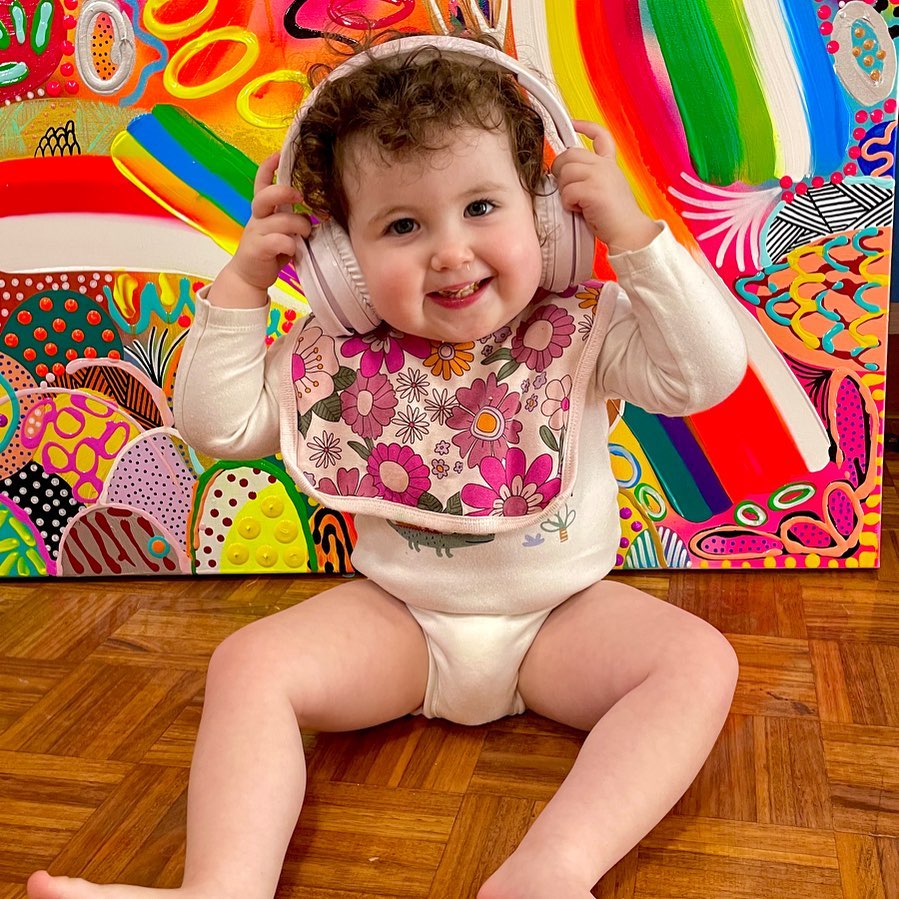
[441,281,478,298]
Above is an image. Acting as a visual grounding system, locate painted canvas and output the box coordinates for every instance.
[0,0,894,577]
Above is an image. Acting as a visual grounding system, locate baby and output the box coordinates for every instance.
[28,32,748,899]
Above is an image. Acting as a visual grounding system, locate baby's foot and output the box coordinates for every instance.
[26,871,205,899]
[477,849,595,899]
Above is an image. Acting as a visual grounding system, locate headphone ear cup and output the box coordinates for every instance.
[534,174,596,293]
[300,221,382,336]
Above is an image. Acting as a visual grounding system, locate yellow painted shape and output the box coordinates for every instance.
[221,482,309,573]
[25,394,140,504]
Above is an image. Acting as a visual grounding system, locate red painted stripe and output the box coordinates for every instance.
[0,156,173,219]
[576,2,691,201]
[689,365,812,501]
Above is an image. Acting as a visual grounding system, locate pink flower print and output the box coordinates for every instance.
[341,373,397,440]
[525,395,537,412]
[292,325,340,415]
[368,443,431,506]
[431,458,450,480]
[341,323,429,377]
[448,372,522,469]
[461,448,561,517]
[317,467,379,498]
[541,375,572,431]
[510,304,575,372]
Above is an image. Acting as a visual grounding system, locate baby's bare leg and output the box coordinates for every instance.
[27,580,429,899]
[479,581,738,899]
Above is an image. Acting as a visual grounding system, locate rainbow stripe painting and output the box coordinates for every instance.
[0,0,894,577]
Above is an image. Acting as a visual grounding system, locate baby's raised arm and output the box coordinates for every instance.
[596,227,748,416]
[173,155,310,459]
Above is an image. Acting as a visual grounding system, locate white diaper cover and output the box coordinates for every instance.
[405,605,553,726]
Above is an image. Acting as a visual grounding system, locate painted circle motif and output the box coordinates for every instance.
[735,501,768,527]
[769,482,816,511]
[831,2,897,105]
[74,0,136,94]
[609,444,641,489]
[0,290,124,381]
[634,483,667,521]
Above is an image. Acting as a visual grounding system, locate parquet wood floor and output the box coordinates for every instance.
[2,459,899,899]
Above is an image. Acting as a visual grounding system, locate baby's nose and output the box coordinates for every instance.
[431,237,474,271]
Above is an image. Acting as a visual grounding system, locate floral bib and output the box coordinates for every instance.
[280,282,616,534]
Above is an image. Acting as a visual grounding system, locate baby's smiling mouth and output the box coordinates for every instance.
[429,278,489,299]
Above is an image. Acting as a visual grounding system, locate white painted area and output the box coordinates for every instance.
[0,213,302,309]
[743,0,812,179]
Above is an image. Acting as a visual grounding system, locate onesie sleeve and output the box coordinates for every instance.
[173,288,288,460]
[595,223,748,416]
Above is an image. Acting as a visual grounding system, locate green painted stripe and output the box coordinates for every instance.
[153,104,257,199]
[645,0,745,184]
[706,0,777,182]
[621,404,712,523]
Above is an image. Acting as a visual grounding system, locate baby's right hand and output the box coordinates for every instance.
[227,152,312,292]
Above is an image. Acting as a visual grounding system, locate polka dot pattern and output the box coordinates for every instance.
[0,461,82,559]
[194,466,312,574]
[91,12,118,81]
[0,289,123,383]
[106,432,196,548]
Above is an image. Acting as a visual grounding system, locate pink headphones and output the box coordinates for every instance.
[276,35,595,336]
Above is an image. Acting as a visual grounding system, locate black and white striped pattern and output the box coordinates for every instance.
[764,181,893,264]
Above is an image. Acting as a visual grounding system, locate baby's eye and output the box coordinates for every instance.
[387,218,417,236]
[466,200,495,217]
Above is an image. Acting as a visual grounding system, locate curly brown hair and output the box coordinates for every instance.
[291,32,547,232]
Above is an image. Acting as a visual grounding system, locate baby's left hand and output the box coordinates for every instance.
[552,120,660,252]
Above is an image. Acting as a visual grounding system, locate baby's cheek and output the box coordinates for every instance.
[507,234,543,286]
[365,270,417,327]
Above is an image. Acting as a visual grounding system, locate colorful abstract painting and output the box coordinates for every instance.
[0,0,894,577]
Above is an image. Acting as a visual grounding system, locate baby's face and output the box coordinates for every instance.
[344,126,543,343]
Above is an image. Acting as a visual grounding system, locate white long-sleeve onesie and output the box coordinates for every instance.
[174,225,747,723]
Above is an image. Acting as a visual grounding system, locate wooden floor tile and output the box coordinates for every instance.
[636,817,841,898]
[823,722,899,837]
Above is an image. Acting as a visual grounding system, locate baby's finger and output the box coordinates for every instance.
[572,119,616,158]
[251,183,304,219]
[553,160,598,189]
[253,152,282,196]
[261,232,300,262]
[253,210,313,240]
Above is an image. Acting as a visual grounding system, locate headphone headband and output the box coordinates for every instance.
[277,35,582,199]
